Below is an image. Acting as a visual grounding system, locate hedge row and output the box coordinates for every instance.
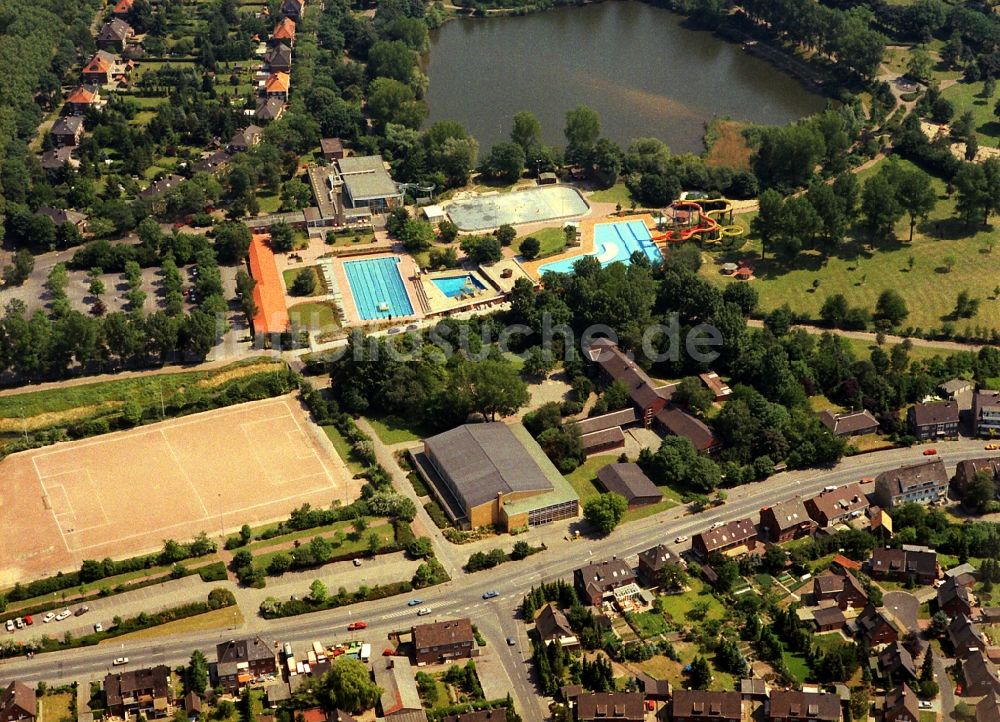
[259,581,414,619]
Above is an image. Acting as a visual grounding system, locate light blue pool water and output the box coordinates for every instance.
[431,274,486,299]
[344,256,414,320]
[537,220,662,275]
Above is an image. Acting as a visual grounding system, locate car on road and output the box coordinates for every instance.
[482,591,499,599]
[347,621,367,631]
[4,620,13,633]
[94,622,103,633]
[986,443,999,450]
[923,448,938,456]
[506,636,516,646]
[112,657,128,666]
[709,522,723,530]
[42,612,55,623]
[417,607,432,616]
[54,609,72,621]
[74,606,89,616]
[674,535,688,544]
[407,599,422,607]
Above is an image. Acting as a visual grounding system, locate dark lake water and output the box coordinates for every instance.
[423,1,827,155]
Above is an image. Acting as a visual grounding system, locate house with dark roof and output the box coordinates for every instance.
[580,427,626,455]
[812,569,868,610]
[760,497,816,542]
[574,692,645,722]
[585,339,672,428]
[868,546,939,585]
[255,97,286,123]
[948,614,987,658]
[412,618,476,666]
[954,457,1000,498]
[963,649,1000,697]
[280,0,304,19]
[34,205,88,230]
[50,116,83,147]
[373,657,426,721]
[874,642,917,682]
[767,690,842,722]
[40,146,79,172]
[574,557,636,606]
[637,543,685,586]
[855,604,899,646]
[192,149,231,175]
[817,409,879,437]
[977,692,1000,722]
[937,576,974,617]
[264,43,292,73]
[875,460,949,507]
[884,683,919,722]
[633,671,670,700]
[0,681,35,722]
[140,174,184,200]
[671,690,742,722]
[804,484,869,527]
[321,137,345,161]
[230,125,264,152]
[692,518,757,560]
[104,665,173,719]
[974,390,1000,438]
[572,408,636,455]
[907,399,959,441]
[97,18,134,50]
[535,603,578,649]
[699,372,732,401]
[595,463,662,509]
[656,406,720,453]
[812,605,846,633]
[215,636,278,692]
[414,422,578,531]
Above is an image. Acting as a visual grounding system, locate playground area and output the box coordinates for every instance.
[653,196,745,244]
[445,185,590,231]
[0,396,358,585]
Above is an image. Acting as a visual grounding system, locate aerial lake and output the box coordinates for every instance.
[423,1,827,155]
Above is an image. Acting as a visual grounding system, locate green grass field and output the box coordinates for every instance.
[514,226,567,258]
[589,183,635,206]
[322,425,366,475]
[366,415,430,445]
[252,521,395,572]
[941,79,1000,149]
[782,651,812,683]
[288,302,340,331]
[39,693,74,722]
[283,266,327,297]
[563,453,681,520]
[704,156,1000,332]
[248,517,386,553]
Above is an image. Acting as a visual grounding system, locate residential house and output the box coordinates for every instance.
[263,72,290,100]
[264,43,292,72]
[139,174,184,212]
[183,692,202,722]
[954,457,1000,497]
[818,409,879,437]
[869,509,894,541]
[64,84,102,115]
[273,17,296,45]
[320,137,344,161]
[692,518,757,560]
[255,97,286,123]
[97,18,134,51]
[868,546,939,585]
[535,603,579,649]
[50,116,83,147]
[700,372,732,401]
[372,657,426,721]
[574,557,636,606]
[634,672,670,701]
[813,569,868,610]
[192,149,231,175]
[883,683,919,722]
[907,400,959,440]
[230,125,264,152]
[767,690,842,722]
[637,543,685,587]
[40,147,79,172]
[938,577,974,617]
[855,604,899,646]
[34,206,88,231]
[0,681,35,722]
[812,606,847,633]
[875,460,949,507]
[574,692,645,722]
[804,484,869,527]
[594,463,662,509]
[977,693,1000,722]
[974,390,1000,438]
[949,614,988,659]
[874,642,917,682]
[81,50,118,85]
[671,690,742,722]
[215,636,278,693]
[963,650,1000,697]
[280,0,304,19]
[760,497,816,542]
[412,618,476,666]
[104,665,173,719]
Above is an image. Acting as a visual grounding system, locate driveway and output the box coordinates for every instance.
[933,649,956,721]
[884,591,921,640]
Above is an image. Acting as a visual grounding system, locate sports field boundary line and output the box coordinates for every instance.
[160,428,211,519]
[282,397,344,491]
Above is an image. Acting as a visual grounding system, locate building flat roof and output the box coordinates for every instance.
[337,155,400,202]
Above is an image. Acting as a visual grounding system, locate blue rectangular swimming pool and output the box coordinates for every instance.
[344,256,414,320]
[431,274,486,299]
[538,220,662,275]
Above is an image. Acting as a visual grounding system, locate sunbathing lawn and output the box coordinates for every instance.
[514,226,568,258]
[39,693,74,722]
[782,650,812,684]
[365,415,431,445]
[564,454,620,505]
[282,266,327,296]
[941,79,1000,149]
[655,578,727,623]
[288,302,340,332]
[703,156,1000,333]
[589,183,635,206]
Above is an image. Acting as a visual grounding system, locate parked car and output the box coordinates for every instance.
[482,591,499,599]
[674,535,688,544]
[23,616,32,626]
[74,606,89,616]
[112,657,129,666]
[353,559,362,567]
[42,612,56,623]
[94,622,104,633]
[709,522,723,530]
[5,620,14,632]
[347,621,367,631]
[506,636,516,646]
[407,599,422,607]
[54,609,71,621]
[918,702,932,710]
[13,618,23,629]
[923,448,938,456]
[417,607,432,616]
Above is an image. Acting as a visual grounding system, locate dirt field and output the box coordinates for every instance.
[0,395,360,586]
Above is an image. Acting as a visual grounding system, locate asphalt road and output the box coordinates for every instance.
[0,441,991,721]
